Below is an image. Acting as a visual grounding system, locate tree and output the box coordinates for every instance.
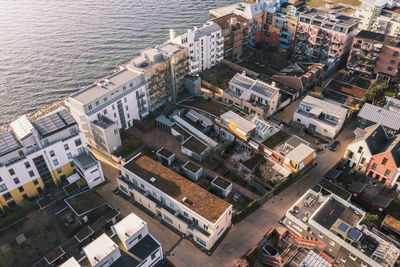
[364,86,386,107]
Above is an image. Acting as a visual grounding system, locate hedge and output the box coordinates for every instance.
[232,200,260,223]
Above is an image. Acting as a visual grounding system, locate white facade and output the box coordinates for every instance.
[83,234,121,267]
[0,109,104,208]
[68,68,149,155]
[345,139,373,169]
[169,21,223,73]
[118,154,232,251]
[354,0,399,31]
[293,96,348,139]
[74,152,105,189]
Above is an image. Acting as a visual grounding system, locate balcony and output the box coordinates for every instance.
[176,213,211,237]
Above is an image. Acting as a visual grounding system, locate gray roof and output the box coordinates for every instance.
[347,181,366,194]
[194,23,221,40]
[229,73,279,101]
[33,109,76,137]
[301,95,348,119]
[0,131,22,156]
[285,135,310,149]
[220,111,256,132]
[358,103,400,130]
[385,96,400,113]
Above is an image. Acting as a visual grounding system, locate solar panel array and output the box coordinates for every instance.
[338,221,350,233]
[231,73,254,90]
[252,81,277,99]
[0,131,21,156]
[34,109,76,137]
[348,228,362,241]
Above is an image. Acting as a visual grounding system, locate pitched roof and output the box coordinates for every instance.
[301,95,348,118]
[123,154,231,223]
[229,73,279,101]
[358,103,400,131]
[351,125,388,155]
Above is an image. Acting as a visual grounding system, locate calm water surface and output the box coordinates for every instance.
[0,0,237,125]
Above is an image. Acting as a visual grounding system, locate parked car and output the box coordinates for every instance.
[329,140,340,151]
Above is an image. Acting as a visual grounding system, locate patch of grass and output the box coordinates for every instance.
[38,195,56,208]
[58,218,82,238]
[306,0,325,7]
[362,213,382,229]
[355,78,371,89]
[76,178,88,188]
[240,58,276,77]
[0,204,37,229]
[232,200,260,223]
[384,89,397,98]
[262,130,290,149]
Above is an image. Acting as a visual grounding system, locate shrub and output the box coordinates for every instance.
[232,200,260,223]
[76,178,88,188]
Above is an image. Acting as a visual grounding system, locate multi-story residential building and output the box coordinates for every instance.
[262,1,305,52]
[343,124,387,171]
[283,189,400,267]
[169,22,223,74]
[365,134,400,188]
[69,68,148,155]
[354,0,399,32]
[127,42,189,108]
[358,103,400,135]
[212,13,249,59]
[0,109,104,211]
[293,95,348,138]
[223,73,280,117]
[372,4,400,37]
[117,153,232,251]
[294,9,359,74]
[272,63,324,93]
[347,30,400,80]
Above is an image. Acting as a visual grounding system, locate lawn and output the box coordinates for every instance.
[384,89,397,98]
[355,78,371,89]
[0,204,38,229]
[306,0,361,7]
[240,57,277,77]
[262,130,290,149]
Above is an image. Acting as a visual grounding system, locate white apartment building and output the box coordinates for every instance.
[0,109,104,211]
[117,153,232,251]
[293,96,348,138]
[169,21,223,74]
[354,0,399,31]
[68,68,149,155]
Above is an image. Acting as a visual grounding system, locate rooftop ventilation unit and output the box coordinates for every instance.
[150,177,156,183]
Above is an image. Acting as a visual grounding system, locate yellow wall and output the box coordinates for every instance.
[284,151,315,173]
[225,121,249,141]
[0,177,45,210]
[50,162,76,185]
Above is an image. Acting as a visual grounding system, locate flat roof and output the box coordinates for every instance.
[65,190,107,216]
[70,68,143,105]
[301,95,348,119]
[171,123,191,140]
[229,73,279,101]
[33,109,76,137]
[183,161,202,173]
[83,234,118,266]
[157,147,174,159]
[313,198,346,229]
[128,235,160,262]
[356,30,400,47]
[285,143,315,163]
[221,111,256,132]
[383,215,400,234]
[123,154,231,223]
[285,135,310,149]
[179,96,232,117]
[181,136,208,155]
[0,130,22,157]
[74,152,98,170]
[325,80,368,100]
[319,179,352,200]
[59,257,81,267]
[114,213,146,244]
[10,115,34,140]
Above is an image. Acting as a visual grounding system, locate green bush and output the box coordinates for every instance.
[76,178,88,188]
[232,200,260,223]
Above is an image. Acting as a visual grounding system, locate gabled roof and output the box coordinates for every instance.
[358,103,400,131]
[351,125,388,155]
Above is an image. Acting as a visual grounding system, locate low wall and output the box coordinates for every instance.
[221,59,260,78]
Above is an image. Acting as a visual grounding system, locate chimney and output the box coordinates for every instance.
[169,29,176,40]
[230,17,237,26]
[271,81,276,88]
[242,71,246,76]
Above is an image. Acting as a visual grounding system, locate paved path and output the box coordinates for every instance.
[93,125,354,267]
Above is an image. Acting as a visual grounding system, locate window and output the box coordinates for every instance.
[164,214,173,224]
[3,192,12,201]
[49,150,55,157]
[29,170,35,177]
[0,184,7,193]
[114,113,117,118]
[88,105,93,111]
[358,146,363,153]
[382,158,388,165]
[103,97,107,102]
[57,168,62,174]
[151,251,157,260]
[18,186,24,193]
[0,176,2,182]
[388,67,393,71]
[125,106,128,111]
[95,100,99,106]
[123,86,126,91]
[196,237,206,247]
[75,138,82,146]
[372,163,377,170]
[391,59,396,64]
[13,178,20,184]
[63,144,69,151]
[8,169,15,175]
[140,184,144,189]
[33,179,39,185]
[53,159,59,166]
[184,211,188,217]
[318,233,324,238]
[203,225,208,230]
[67,152,72,159]
[329,241,335,246]
[70,161,75,167]
[103,109,107,115]
[112,105,115,110]
[130,83,133,88]
[385,169,391,177]
[138,234,142,240]
[393,51,399,57]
